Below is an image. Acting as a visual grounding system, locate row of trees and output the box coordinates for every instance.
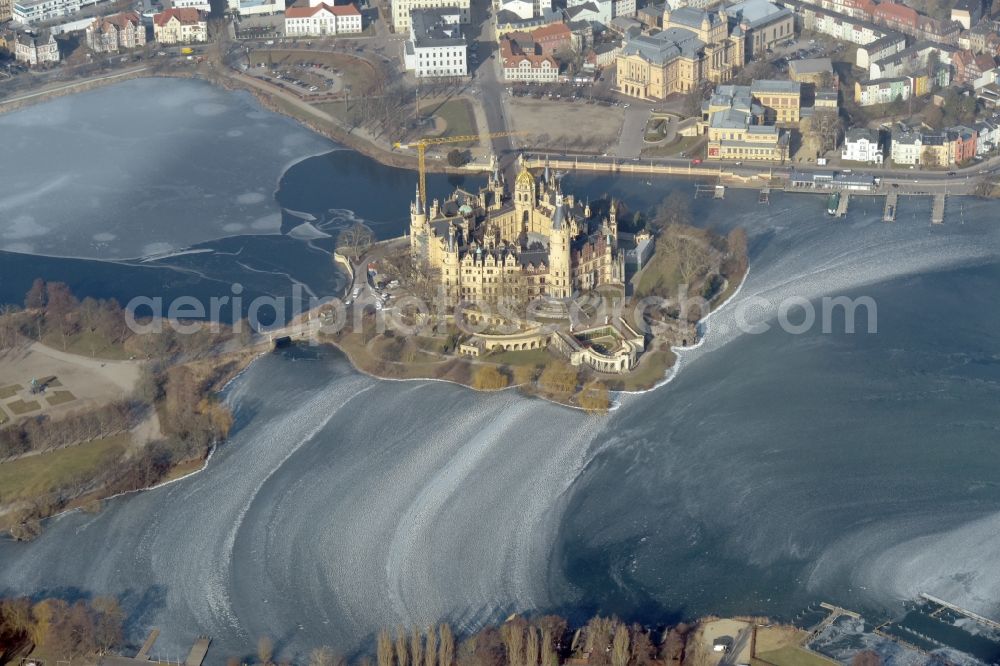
[0,596,124,661]
[19,278,131,353]
[0,400,142,460]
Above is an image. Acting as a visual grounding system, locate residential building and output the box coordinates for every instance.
[950,0,982,30]
[12,0,81,25]
[789,57,833,84]
[566,0,611,24]
[86,11,145,52]
[153,7,207,43]
[616,6,744,99]
[949,125,978,162]
[614,0,635,17]
[0,0,12,22]
[890,125,922,164]
[854,76,910,105]
[974,118,1000,154]
[968,20,1000,55]
[284,2,361,35]
[919,131,949,166]
[726,0,794,58]
[494,7,559,36]
[841,127,883,162]
[403,6,466,77]
[528,21,571,53]
[391,0,469,32]
[589,40,622,67]
[953,48,996,84]
[815,88,839,108]
[778,0,889,46]
[498,0,534,19]
[703,83,790,160]
[749,78,801,121]
[868,42,955,80]
[174,0,210,10]
[500,31,559,80]
[14,29,59,65]
[230,0,285,16]
[855,32,906,68]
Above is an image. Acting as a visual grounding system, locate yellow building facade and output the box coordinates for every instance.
[616,6,744,100]
[410,157,625,304]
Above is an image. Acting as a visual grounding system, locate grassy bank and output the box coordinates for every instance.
[0,434,130,506]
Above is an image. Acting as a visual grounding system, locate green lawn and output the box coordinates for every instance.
[7,399,41,416]
[428,98,477,139]
[636,252,682,298]
[755,647,839,666]
[485,348,552,367]
[45,390,77,407]
[0,434,129,504]
[0,385,21,399]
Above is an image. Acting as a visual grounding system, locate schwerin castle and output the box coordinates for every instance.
[409,156,626,304]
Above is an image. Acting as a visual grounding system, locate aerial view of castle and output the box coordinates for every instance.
[409,156,626,304]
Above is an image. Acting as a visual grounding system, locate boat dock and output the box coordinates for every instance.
[759,187,770,204]
[931,194,946,224]
[883,192,897,222]
[714,184,726,199]
[835,192,850,218]
[920,593,1000,630]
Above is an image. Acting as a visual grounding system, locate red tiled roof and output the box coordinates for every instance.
[285,1,359,16]
[154,7,202,25]
[871,1,918,26]
[530,22,570,39]
[99,11,141,29]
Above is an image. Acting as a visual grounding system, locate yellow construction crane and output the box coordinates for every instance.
[394,131,527,210]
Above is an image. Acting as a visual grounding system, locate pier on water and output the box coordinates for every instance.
[883,192,898,222]
[759,187,770,204]
[835,192,850,218]
[931,194,946,224]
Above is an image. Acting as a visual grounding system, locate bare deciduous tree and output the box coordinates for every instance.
[439,624,455,666]
[378,629,395,666]
[396,627,410,666]
[611,624,630,666]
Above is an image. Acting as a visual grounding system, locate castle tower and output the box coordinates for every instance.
[409,182,428,258]
[608,198,618,240]
[514,158,537,232]
[547,192,572,299]
[442,225,460,300]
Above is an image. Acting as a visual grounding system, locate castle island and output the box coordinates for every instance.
[323,158,748,409]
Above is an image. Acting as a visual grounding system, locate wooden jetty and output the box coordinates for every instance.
[184,637,212,666]
[714,184,726,199]
[835,192,850,218]
[759,187,770,204]
[694,183,715,198]
[883,192,897,222]
[920,593,1000,631]
[931,194,946,224]
[136,629,160,660]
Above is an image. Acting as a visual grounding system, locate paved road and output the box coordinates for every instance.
[613,105,653,158]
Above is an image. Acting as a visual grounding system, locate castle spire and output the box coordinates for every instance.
[414,182,422,214]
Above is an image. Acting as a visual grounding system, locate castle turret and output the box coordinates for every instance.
[547,192,572,299]
[608,198,618,240]
[410,182,428,258]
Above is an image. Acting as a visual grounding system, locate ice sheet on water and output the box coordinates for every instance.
[0,78,332,260]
